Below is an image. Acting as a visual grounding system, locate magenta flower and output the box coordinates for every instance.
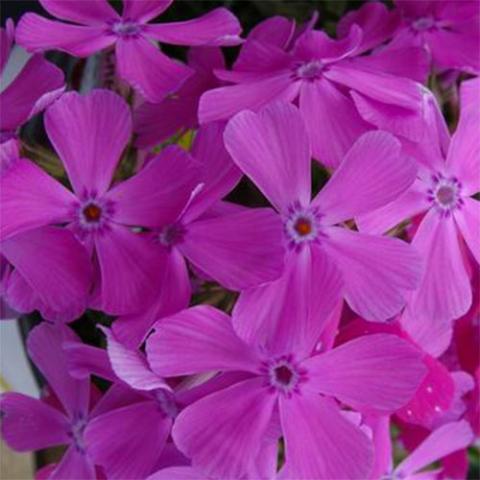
[0,89,201,315]
[392,0,480,74]
[134,46,225,149]
[146,304,426,479]
[0,19,64,142]
[358,79,480,321]
[200,15,425,167]
[223,102,421,336]
[16,0,241,102]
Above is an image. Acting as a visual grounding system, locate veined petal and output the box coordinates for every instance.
[313,130,417,224]
[172,378,276,479]
[44,90,131,197]
[454,198,480,265]
[50,446,96,480]
[39,0,119,25]
[302,334,426,414]
[279,393,373,479]
[122,0,173,23]
[146,305,261,377]
[144,8,242,46]
[224,102,311,211]
[116,36,193,103]
[16,14,115,56]
[63,342,116,382]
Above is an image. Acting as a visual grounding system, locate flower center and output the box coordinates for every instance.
[263,355,306,396]
[75,197,114,234]
[82,203,102,223]
[294,217,313,236]
[68,414,87,454]
[427,173,463,216]
[158,223,185,247]
[412,16,435,32]
[295,60,325,80]
[284,203,322,250]
[111,20,141,37]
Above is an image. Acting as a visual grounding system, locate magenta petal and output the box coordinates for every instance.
[180,208,284,290]
[39,0,119,25]
[85,401,171,479]
[410,209,471,320]
[279,393,373,479]
[0,393,68,451]
[146,305,261,376]
[395,421,474,477]
[116,36,193,103]
[122,0,173,23]
[45,89,131,197]
[0,158,74,240]
[16,14,115,56]
[0,20,14,74]
[27,323,90,417]
[108,145,199,228]
[324,227,422,321]
[0,54,64,133]
[246,15,295,49]
[1,227,91,315]
[94,225,165,315]
[199,73,300,124]
[148,467,204,480]
[50,445,96,480]
[313,130,417,224]
[145,8,242,46]
[454,198,480,265]
[3,269,37,315]
[172,378,276,479]
[302,334,426,414]
[299,78,370,168]
[224,102,311,211]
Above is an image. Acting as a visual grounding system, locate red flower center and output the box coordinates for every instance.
[83,203,102,223]
[294,217,312,236]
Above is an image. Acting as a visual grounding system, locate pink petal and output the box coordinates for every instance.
[356,180,428,235]
[245,15,295,49]
[1,227,91,315]
[0,158,75,240]
[63,342,116,382]
[148,467,204,480]
[101,327,170,392]
[94,224,165,315]
[50,446,96,480]
[224,102,311,211]
[2,269,37,315]
[172,378,276,479]
[85,401,171,479]
[323,227,422,321]
[454,198,480,265]
[313,130,417,224]
[0,54,64,133]
[279,393,373,479]
[299,78,370,168]
[146,305,261,376]
[409,209,471,320]
[16,13,115,56]
[45,90,131,197]
[107,145,200,228]
[180,208,284,291]
[39,0,119,25]
[199,73,300,124]
[0,19,14,74]
[27,322,90,417]
[115,36,193,103]
[233,246,343,359]
[302,334,426,414]
[0,393,68,451]
[145,8,242,46]
[122,0,173,23]
[395,421,474,477]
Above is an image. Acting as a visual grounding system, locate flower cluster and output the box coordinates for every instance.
[0,1,479,479]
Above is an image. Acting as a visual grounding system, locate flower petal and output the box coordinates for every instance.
[145,8,242,46]
[180,208,284,291]
[39,0,119,25]
[16,13,115,56]
[148,467,204,480]
[454,198,480,265]
[146,305,261,377]
[323,227,422,321]
[279,393,373,479]
[313,130,417,224]
[116,36,193,103]
[0,393,68,451]
[107,145,200,228]
[50,446,96,480]
[63,342,116,382]
[172,378,276,479]
[224,102,311,211]
[122,0,173,23]
[45,90,131,197]
[302,334,426,414]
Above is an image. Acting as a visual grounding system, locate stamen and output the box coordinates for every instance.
[111,20,141,37]
[294,61,325,81]
[294,217,312,236]
[82,203,102,223]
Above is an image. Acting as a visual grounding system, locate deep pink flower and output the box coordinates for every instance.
[358,78,480,321]
[223,102,421,338]
[392,0,480,74]
[16,0,241,102]
[0,89,201,315]
[145,304,426,479]
[200,9,426,167]
[0,19,64,142]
